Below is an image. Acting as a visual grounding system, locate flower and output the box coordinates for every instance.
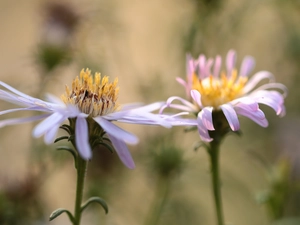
[161,50,287,142]
[0,69,170,169]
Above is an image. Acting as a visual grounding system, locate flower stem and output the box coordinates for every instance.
[208,140,224,225]
[73,156,88,225]
[144,177,171,225]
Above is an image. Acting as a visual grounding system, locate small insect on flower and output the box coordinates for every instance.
[160,50,287,141]
[0,69,171,169]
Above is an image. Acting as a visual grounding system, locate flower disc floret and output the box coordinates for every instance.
[192,70,248,108]
[61,69,119,117]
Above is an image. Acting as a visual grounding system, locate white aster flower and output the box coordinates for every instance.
[161,50,287,142]
[0,69,170,169]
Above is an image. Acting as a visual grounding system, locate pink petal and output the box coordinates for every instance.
[176,77,188,89]
[232,97,259,111]
[239,56,255,77]
[213,55,222,77]
[250,90,285,115]
[198,107,214,130]
[190,90,202,108]
[165,96,197,110]
[205,58,214,78]
[250,83,288,98]
[186,54,195,90]
[197,117,213,142]
[226,50,236,77]
[243,71,274,93]
[186,53,195,76]
[220,104,240,131]
[235,106,268,127]
[198,54,207,78]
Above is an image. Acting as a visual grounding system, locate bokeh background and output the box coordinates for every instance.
[0,0,300,224]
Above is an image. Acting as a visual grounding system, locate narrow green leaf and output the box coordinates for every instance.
[59,124,72,134]
[56,146,78,168]
[99,142,114,153]
[81,197,109,214]
[102,137,111,143]
[54,136,69,143]
[184,126,197,132]
[49,208,74,222]
[193,141,209,152]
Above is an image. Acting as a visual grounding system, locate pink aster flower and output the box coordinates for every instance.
[161,50,287,142]
[0,69,170,169]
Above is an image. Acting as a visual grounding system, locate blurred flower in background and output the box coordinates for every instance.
[161,50,287,142]
[143,134,187,225]
[0,171,45,225]
[36,1,80,73]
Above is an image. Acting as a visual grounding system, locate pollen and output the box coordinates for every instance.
[61,68,120,117]
[192,69,248,108]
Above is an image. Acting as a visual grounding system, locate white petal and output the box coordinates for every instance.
[0,81,40,102]
[0,90,42,108]
[44,125,60,144]
[119,103,144,111]
[75,117,92,160]
[122,112,172,128]
[0,82,56,110]
[159,103,195,113]
[44,94,65,105]
[0,114,50,128]
[33,112,65,138]
[164,117,198,126]
[94,117,138,145]
[107,133,135,169]
[220,104,240,131]
[105,104,172,128]
[0,107,47,116]
[130,102,165,113]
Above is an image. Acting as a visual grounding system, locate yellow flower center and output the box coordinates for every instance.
[192,70,248,108]
[61,68,119,117]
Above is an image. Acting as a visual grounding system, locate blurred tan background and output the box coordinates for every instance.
[0,0,300,225]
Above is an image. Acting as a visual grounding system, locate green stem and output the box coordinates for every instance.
[73,156,88,225]
[209,140,224,225]
[144,177,171,225]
